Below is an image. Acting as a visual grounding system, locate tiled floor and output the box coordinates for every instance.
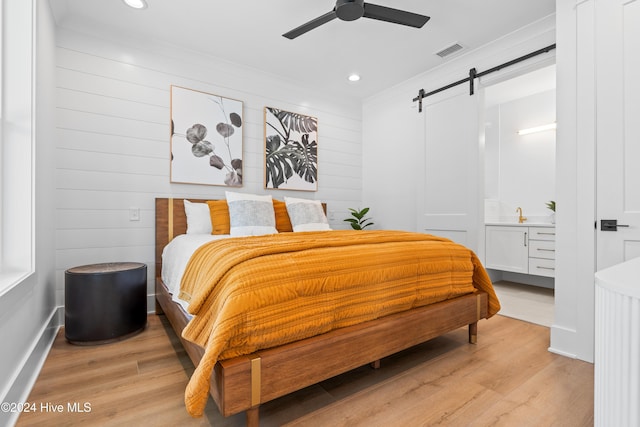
[492,280,555,327]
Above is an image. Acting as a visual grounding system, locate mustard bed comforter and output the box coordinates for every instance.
[178,230,499,416]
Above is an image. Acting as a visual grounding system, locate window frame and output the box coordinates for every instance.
[0,0,35,296]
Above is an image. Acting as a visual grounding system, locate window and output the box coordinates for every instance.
[0,0,34,295]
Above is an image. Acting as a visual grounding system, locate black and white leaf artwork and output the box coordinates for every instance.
[264,107,318,191]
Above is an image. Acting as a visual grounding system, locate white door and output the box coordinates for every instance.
[421,88,481,251]
[596,0,640,270]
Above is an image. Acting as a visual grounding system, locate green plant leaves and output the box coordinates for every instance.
[344,208,374,230]
[545,200,556,212]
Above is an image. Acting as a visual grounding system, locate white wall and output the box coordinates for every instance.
[485,89,556,223]
[0,1,58,425]
[54,25,363,310]
[363,16,556,234]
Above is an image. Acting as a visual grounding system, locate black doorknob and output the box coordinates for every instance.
[601,219,630,231]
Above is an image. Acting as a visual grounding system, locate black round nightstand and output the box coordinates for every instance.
[65,262,147,345]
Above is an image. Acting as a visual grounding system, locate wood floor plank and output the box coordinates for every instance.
[17,314,593,426]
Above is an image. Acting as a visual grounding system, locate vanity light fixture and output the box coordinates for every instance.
[348,73,361,82]
[123,0,148,9]
[517,122,557,136]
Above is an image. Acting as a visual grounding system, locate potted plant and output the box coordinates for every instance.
[344,207,374,230]
[546,200,556,224]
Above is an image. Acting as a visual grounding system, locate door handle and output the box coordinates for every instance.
[601,219,630,231]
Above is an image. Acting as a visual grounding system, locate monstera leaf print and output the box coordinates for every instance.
[265,107,318,190]
[291,134,317,183]
[265,135,294,189]
[273,109,318,134]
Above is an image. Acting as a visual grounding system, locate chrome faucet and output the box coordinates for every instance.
[516,207,527,224]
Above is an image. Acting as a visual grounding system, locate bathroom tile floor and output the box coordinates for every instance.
[492,280,555,327]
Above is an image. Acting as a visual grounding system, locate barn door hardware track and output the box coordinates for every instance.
[412,43,556,113]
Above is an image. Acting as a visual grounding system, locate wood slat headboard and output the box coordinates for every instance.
[155,198,327,278]
[156,198,203,278]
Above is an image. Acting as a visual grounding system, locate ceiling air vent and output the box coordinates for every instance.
[435,43,463,58]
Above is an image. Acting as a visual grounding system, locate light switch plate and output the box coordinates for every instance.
[129,207,140,221]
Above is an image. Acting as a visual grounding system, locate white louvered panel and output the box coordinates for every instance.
[595,259,640,427]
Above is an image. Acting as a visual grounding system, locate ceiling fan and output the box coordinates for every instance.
[283,0,430,39]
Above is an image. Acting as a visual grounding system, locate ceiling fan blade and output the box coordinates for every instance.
[362,3,430,28]
[283,10,338,39]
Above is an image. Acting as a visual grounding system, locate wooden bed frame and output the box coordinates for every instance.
[154,197,489,426]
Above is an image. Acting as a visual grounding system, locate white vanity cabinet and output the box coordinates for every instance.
[485,225,555,277]
[527,227,556,277]
[485,226,529,274]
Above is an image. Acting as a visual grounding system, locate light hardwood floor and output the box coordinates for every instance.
[17,314,593,426]
[491,281,555,327]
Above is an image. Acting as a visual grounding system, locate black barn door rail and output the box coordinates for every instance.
[412,43,556,113]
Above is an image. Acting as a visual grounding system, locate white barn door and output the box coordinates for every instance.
[596,0,640,269]
[421,88,482,252]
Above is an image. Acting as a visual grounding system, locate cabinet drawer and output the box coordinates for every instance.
[529,227,556,241]
[528,258,555,277]
[529,240,555,260]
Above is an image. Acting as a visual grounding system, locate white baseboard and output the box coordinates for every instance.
[547,346,577,359]
[147,294,156,313]
[0,308,59,427]
[549,324,581,360]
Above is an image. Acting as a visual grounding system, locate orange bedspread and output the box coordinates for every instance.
[178,230,499,417]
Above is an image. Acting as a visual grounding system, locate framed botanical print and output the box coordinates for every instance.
[264,106,318,191]
[170,85,243,186]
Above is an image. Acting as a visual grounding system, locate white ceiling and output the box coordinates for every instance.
[48,0,555,100]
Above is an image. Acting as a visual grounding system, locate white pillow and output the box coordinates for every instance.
[183,200,212,235]
[225,191,278,236]
[284,197,331,232]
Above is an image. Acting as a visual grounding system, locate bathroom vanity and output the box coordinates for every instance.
[485,224,556,278]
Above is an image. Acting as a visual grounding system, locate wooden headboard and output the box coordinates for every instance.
[155,198,327,278]
[155,198,201,278]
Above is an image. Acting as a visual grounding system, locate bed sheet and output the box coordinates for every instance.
[161,234,231,310]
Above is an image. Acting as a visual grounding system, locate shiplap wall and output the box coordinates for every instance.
[55,28,363,310]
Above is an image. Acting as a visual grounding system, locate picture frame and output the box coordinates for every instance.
[264,106,318,191]
[170,85,243,186]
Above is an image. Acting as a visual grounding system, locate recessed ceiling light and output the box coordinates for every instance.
[123,0,148,9]
[348,74,361,82]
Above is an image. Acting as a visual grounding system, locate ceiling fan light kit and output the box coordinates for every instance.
[283,0,430,39]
